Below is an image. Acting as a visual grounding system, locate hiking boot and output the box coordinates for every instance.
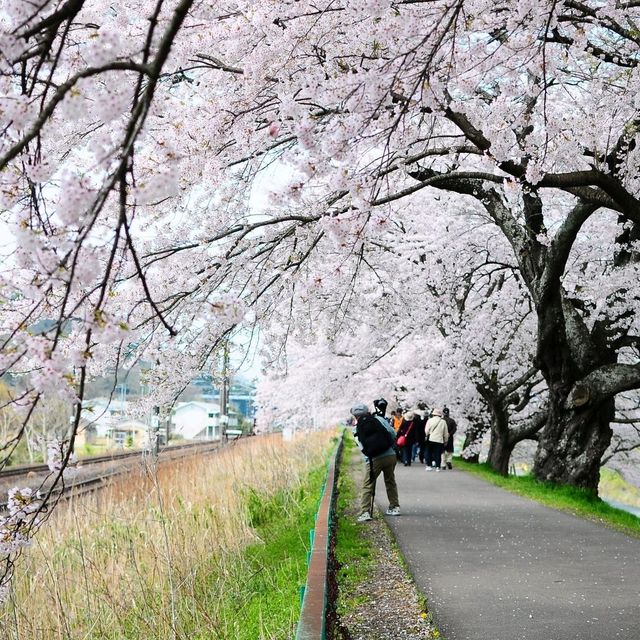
[385,506,401,516]
[357,511,373,523]
[447,462,453,470]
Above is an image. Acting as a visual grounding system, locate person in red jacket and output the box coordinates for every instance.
[396,411,417,467]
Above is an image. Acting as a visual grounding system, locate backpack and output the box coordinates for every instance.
[356,414,394,458]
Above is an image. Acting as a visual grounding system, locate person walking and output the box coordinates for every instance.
[396,410,418,466]
[389,409,404,461]
[390,408,403,433]
[425,407,449,471]
[414,405,427,463]
[351,402,401,521]
[442,406,458,470]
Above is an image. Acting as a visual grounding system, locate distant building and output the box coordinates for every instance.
[81,392,245,446]
[81,397,129,438]
[106,420,148,448]
[170,401,224,440]
[201,378,256,419]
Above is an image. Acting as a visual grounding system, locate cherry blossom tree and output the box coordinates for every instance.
[3,0,640,599]
[213,0,640,492]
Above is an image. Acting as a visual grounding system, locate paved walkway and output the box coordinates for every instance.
[377,464,640,640]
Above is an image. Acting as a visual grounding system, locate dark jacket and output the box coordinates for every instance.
[397,418,417,445]
[414,414,426,445]
[444,415,457,452]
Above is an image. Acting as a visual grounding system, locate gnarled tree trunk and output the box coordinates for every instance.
[486,399,514,475]
[531,291,618,492]
[533,392,614,490]
[487,431,515,476]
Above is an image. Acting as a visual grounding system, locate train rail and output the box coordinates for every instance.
[0,440,222,479]
[0,438,233,511]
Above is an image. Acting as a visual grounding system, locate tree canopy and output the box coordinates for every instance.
[1,0,640,596]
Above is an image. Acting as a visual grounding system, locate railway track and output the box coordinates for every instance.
[0,440,221,480]
[0,439,233,511]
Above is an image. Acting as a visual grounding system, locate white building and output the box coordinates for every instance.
[171,402,222,440]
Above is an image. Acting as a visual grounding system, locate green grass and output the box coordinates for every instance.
[455,457,640,538]
[105,466,328,640]
[194,468,327,639]
[3,434,336,640]
[334,436,375,615]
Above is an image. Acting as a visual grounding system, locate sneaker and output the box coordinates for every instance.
[435,467,441,472]
[447,463,453,470]
[385,507,401,516]
[425,466,433,471]
[357,512,373,523]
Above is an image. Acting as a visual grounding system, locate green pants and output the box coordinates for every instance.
[360,454,399,515]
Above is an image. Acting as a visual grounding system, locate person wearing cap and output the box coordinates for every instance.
[373,397,389,420]
[442,406,458,470]
[424,407,449,471]
[350,402,400,522]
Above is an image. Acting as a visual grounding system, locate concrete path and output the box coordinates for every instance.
[376,465,640,640]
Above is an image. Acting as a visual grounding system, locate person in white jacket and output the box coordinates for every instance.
[425,407,449,471]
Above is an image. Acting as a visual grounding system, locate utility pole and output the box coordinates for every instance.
[150,406,160,456]
[220,340,230,440]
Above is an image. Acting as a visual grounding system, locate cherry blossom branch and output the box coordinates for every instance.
[0,61,149,170]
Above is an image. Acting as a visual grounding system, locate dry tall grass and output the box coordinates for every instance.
[1,431,334,639]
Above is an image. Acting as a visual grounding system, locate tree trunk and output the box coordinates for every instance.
[531,293,617,492]
[533,390,614,492]
[486,402,509,475]
[487,431,515,476]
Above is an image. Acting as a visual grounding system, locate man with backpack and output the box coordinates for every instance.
[351,402,400,522]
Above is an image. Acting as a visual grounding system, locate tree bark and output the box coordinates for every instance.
[533,392,614,491]
[486,403,544,476]
[486,400,513,475]
[531,292,617,492]
[482,371,545,476]
[487,430,515,475]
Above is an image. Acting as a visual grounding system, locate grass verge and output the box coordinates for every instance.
[178,466,328,640]
[2,433,335,639]
[333,435,374,616]
[454,457,640,538]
